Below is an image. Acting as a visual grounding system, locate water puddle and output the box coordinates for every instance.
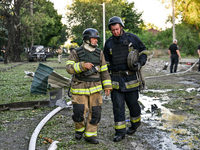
[139,89,200,149]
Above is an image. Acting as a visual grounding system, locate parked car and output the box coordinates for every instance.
[28,45,46,62]
[44,47,54,59]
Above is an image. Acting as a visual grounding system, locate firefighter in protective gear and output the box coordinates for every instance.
[103,16,147,142]
[66,28,112,144]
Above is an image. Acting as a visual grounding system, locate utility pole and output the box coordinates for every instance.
[103,3,105,47]
[172,0,175,40]
[30,0,34,46]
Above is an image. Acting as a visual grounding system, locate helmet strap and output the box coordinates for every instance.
[83,41,96,52]
[120,29,122,36]
[85,39,98,48]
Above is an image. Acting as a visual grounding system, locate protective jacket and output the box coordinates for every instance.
[66,46,112,95]
[103,30,147,92]
[66,45,112,138]
[104,30,147,135]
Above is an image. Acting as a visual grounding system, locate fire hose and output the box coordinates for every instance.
[28,99,72,150]
[145,59,199,79]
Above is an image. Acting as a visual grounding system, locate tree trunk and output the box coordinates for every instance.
[14,28,21,62]
[4,17,14,64]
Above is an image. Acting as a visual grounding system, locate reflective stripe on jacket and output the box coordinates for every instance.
[66,46,112,95]
[103,30,147,92]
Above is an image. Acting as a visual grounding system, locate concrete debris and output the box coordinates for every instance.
[186,88,196,93]
[24,71,35,78]
[131,142,144,150]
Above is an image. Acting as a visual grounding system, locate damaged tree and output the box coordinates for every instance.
[0,0,31,63]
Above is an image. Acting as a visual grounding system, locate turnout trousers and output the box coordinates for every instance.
[111,89,141,135]
[71,92,102,138]
[170,54,179,73]
[199,58,200,72]
[58,54,62,63]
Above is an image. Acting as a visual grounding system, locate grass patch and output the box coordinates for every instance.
[0,58,70,104]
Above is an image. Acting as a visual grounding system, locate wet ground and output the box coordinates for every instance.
[0,58,200,149]
[139,90,200,150]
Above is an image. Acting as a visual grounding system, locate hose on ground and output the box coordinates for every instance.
[145,59,199,79]
[28,107,63,150]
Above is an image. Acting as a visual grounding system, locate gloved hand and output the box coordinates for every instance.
[131,62,142,72]
[82,66,98,76]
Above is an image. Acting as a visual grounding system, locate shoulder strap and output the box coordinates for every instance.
[93,48,101,57]
[123,33,130,45]
[75,47,85,61]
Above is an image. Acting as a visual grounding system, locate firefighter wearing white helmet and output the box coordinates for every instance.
[103,16,147,142]
[66,28,112,144]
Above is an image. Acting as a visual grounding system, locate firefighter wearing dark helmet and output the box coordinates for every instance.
[66,28,112,144]
[103,16,147,142]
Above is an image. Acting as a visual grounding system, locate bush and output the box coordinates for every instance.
[137,31,158,50]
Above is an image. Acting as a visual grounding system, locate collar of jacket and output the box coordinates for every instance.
[112,30,126,44]
[83,41,98,52]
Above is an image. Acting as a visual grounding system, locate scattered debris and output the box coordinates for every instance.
[24,71,35,78]
[151,104,158,112]
[48,141,60,150]
[45,137,53,143]
[162,62,169,70]
[186,88,196,93]
[30,63,70,95]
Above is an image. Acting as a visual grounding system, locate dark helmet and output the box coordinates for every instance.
[108,16,124,30]
[82,28,100,41]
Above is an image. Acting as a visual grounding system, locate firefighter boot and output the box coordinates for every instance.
[126,121,141,135]
[126,127,137,135]
[75,132,84,140]
[113,134,125,142]
[85,136,99,144]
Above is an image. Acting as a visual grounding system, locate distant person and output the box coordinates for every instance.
[1,45,5,59]
[168,39,181,73]
[198,44,200,72]
[56,46,63,63]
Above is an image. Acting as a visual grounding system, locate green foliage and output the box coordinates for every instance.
[31,0,64,47]
[175,23,199,55]
[151,0,200,55]
[0,0,67,62]
[159,0,200,29]
[121,2,144,34]
[154,23,200,55]
[137,31,158,50]
[131,23,200,54]
[176,0,200,28]
[49,25,68,49]
[156,28,173,49]
[66,0,144,49]
[66,0,122,49]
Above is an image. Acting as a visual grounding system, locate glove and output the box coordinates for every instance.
[131,62,142,72]
[82,66,98,76]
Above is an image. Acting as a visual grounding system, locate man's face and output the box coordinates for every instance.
[110,24,122,37]
[90,37,98,45]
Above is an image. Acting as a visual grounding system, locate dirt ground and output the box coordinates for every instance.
[0,57,200,150]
